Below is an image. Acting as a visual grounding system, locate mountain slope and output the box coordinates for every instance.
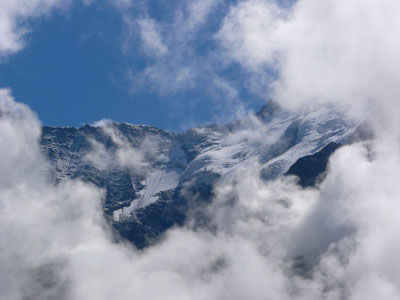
[40,101,360,248]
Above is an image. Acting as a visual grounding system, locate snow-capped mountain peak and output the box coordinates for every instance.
[40,101,360,248]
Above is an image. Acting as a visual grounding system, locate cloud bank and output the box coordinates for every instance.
[217,0,400,119]
[1,89,303,299]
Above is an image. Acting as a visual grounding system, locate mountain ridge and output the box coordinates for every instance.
[40,101,360,248]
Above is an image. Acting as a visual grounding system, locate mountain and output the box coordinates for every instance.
[286,142,341,187]
[40,101,360,248]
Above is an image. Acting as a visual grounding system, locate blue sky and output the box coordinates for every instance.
[0,0,277,131]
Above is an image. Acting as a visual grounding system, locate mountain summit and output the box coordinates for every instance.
[40,102,360,248]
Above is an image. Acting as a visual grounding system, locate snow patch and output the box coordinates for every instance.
[113,169,180,221]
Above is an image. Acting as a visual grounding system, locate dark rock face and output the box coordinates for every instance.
[286,142,341,187]
[113,189,187,249]
[40,123,219,248]
[285,121,374,188]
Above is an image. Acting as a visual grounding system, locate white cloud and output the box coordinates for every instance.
[217,0,283,70]
[85,122,148,171]
[0,89,297,299]
[0,0,72,56]
[295,139,400,299]
[218,0,400,119]
[2,83,400,299]
[136,17,168,57]
[123,0,219,91]
[0,89,316,299]
[119,0,246,118]
[178,0,219,34]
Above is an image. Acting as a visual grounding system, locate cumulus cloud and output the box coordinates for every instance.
[0,89,106,299]
[218,0,400,119]
[0,89,305,299]
[3,86,400,299]
[0,90,317,299]
[290,139,400,299]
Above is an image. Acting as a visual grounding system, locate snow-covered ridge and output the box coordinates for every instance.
[182,101,359,183]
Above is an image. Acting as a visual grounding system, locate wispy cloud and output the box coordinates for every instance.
[85,124,148,171]
[114,0,253,124]
[121,0,223,92]
[0,0,73,57]
[136,17,168,57]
